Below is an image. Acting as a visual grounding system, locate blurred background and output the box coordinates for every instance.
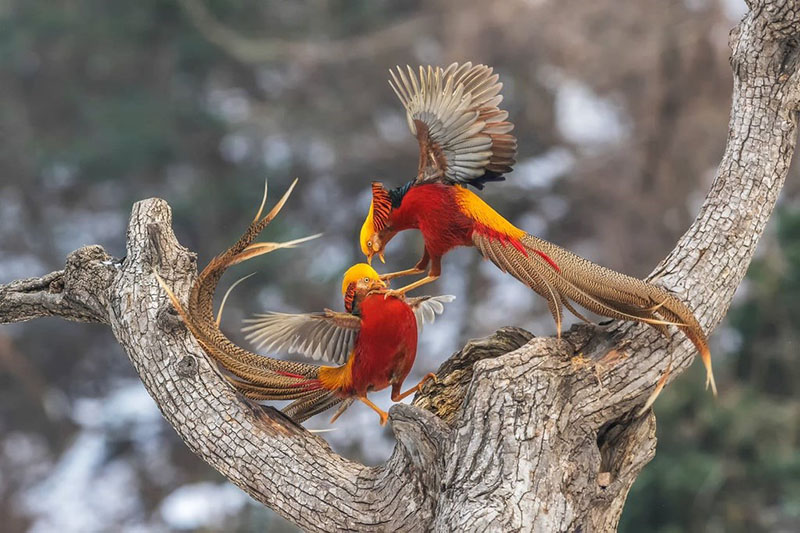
[1,0,798,531]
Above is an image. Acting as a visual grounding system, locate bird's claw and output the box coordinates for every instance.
[383,289,404,299]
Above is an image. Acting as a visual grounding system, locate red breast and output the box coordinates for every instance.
[348,294,418,396]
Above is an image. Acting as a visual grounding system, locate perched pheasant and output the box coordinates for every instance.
[359,62,716,394]
[154,180,453,424]
[241,263,453,425]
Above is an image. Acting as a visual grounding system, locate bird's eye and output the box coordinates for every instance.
[367,241,373,249]
[363,277,369,282]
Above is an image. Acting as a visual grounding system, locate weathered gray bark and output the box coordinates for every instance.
[1,3,799,531]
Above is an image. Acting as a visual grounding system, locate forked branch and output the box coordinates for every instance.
[1,2,799,531]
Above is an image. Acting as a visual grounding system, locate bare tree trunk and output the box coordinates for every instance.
[1,3,799,531]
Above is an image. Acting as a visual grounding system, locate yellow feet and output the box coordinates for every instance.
[359,396,389,426]
[392,373,438,402]
[383,288,405,299]
[383,275,440,298]
[379,267,425,282]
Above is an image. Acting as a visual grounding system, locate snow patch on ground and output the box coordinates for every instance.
[159,482,249,531]
[262,135,292,168]
[720,0,747,21]
[17,381,176,532]
[71,380,162,433]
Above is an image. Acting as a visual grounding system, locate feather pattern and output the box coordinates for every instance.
[283,390,344,423]
[242,293,456,363]
[472,231,717,395]
[389,63,517,187]
[241,310,361,366]
[370,182,393,232]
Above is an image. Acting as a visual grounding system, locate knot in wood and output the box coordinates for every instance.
[158,303,184,331]
[48,278,65,294]
[175,355,198,378]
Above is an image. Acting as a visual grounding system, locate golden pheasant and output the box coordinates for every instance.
[241,262,453,425]
[154,180,453,424]
[359,63,716,394]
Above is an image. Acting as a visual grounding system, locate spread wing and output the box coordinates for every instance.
[405,294,456,330]
[389,63,516,189]
[241,310,361,366]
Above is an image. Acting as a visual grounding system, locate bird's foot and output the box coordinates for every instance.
[391,373,438,402]
[359,396,389,426]
[383,288,406,299]
[421,372,438,386]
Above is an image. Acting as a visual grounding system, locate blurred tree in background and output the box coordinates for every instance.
[0,0,797,531]
[623,205,800,533]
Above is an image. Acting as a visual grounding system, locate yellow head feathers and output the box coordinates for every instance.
[360,201,375,258]
[341,263,383,295]
[360,182,393,264]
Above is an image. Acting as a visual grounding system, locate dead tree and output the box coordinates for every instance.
[2,3,799,531]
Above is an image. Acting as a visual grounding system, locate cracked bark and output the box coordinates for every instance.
[1,3,798,532]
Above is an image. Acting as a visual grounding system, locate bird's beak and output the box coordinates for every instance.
[369,278,387,290]
[367,251,374,265]
[378,251,386,264]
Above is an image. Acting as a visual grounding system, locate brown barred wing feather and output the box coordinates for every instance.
[389,63,517,188]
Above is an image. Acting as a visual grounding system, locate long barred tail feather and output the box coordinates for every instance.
[283,389,344,423]
[153,180,344,424]
[226,374,324,401]
[473,232,716,395]
[228,374,346,423]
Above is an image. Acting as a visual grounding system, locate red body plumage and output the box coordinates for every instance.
[387,183,536,263]
[347,293,418,398]
[389,184,479,257]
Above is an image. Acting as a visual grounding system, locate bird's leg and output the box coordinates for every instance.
[384,256,441,297]
[383,274,439,297]
[391,373,438,402]
[380,249,430,281]
[380,267,424,281]
[358,396,389,426]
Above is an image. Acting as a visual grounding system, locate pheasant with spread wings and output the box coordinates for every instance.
[241,263,454,425]
[155,180,452,425]
[359,62,716,394]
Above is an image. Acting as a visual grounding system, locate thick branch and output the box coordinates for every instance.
[1,3,798,532]
[0,247,112,324]
[402,2,800,530]
[1,199,440,532]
